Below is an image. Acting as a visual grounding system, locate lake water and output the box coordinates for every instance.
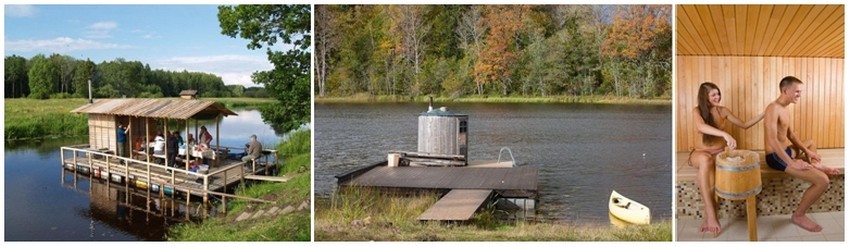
[3,109,283,241]
[315,102,672,223]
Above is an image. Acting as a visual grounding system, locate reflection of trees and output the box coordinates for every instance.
[5,137,87,158]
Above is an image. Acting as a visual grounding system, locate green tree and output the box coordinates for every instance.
[27,55,58,99]
[5,55,29,98]
[219,4,311,132]
[73,59,96,98]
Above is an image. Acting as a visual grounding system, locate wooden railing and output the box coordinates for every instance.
[59,145,278,215]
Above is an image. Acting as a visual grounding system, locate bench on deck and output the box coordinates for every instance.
[676,148,844,219]
[676,148,845,181]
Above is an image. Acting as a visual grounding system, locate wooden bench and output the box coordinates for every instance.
[676,148,844,181]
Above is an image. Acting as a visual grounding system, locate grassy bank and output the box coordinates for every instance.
[316,188,671,241]
[3,97,274,140]
[168,129,311,241]
[316,94,671,105]
[4,98,90,140]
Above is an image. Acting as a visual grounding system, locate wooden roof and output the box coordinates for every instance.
[71,98,237,120]
[677,5,844,58]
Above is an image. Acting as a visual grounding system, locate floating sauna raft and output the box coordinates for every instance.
[61,145,278,200]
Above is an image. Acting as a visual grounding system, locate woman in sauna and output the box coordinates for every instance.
[689,82,764,235]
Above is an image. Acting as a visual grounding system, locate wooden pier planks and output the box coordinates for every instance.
[340,166,538,194]
[418,189,493,221]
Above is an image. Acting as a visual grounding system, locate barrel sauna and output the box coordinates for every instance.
[715,149,762,200]
[417,106,469,164]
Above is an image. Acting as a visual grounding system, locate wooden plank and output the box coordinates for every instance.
[244,174,293,183]
[418,189,492,221]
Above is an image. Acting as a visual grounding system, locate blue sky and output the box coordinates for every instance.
[4,4,276,87]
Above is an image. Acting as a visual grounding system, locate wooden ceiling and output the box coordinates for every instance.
[677,5,844,58]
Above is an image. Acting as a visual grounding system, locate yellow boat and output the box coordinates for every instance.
[609,190,651,225]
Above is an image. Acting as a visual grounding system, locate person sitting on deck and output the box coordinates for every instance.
[186,133,197,146]
[242,134,263,170]
[148,132,166,165]
[199,126,213,147]
[152,132,166,155]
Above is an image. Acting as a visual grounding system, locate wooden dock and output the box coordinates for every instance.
[339,165,538,198]
[418,189,493,221]
[60,145,279,201]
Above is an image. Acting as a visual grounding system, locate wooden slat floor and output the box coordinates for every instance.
[340,166,538,193]
[418,189,492,221]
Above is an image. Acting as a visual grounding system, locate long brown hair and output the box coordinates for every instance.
[697,82,720,143]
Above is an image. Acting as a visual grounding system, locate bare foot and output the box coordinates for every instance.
[699,218,721,236]
[792,214,823,232]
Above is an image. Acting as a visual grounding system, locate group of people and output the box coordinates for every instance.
[116,125,214,168]
[116,124,263,171]
[689,76,840,235]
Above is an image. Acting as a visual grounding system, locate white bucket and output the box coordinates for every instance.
[388,153,400,167]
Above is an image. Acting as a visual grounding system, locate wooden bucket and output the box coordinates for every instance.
[715,149,762,200]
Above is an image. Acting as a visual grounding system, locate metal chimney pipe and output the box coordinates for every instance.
[428,96,433,111]
[88,79,93,104]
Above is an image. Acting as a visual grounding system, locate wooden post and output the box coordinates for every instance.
[746,195,758,241]
[185,119,190,170]
[145,118,151,164]
[127,117,132,160]
[203,175,209,209]
[221,169,228,214]
[164,118,169,167]
[186,188,191,221]
[215,113,221,167]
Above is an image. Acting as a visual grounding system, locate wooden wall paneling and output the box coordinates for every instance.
[676,56,844,151]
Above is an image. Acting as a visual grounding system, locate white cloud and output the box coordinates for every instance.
[5,37,134,53]
[5,5,37,17]
[85,21,118,39]
[155,55,273,87]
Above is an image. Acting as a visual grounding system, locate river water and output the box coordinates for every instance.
[3,109,283,241]
[315,102,672,223]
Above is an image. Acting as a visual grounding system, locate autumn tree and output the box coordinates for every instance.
[387,5,430,96]
[477,5,528,96]
[315,5,338,97]
[456,5,487,95]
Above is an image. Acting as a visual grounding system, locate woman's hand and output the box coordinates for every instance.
[723,134,737,150]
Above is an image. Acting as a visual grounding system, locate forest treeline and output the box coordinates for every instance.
[315,5,671,99]
[4,54,269,99]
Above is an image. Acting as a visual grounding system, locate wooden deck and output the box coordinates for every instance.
[60,145,277,200]
[418,189,493,221]
[339,165,538,198]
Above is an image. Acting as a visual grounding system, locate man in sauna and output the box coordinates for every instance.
[690,82,764,235]
[763,76,840,232]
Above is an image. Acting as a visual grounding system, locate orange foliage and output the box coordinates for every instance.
[475,5,530,86]
[603,5,671,60]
